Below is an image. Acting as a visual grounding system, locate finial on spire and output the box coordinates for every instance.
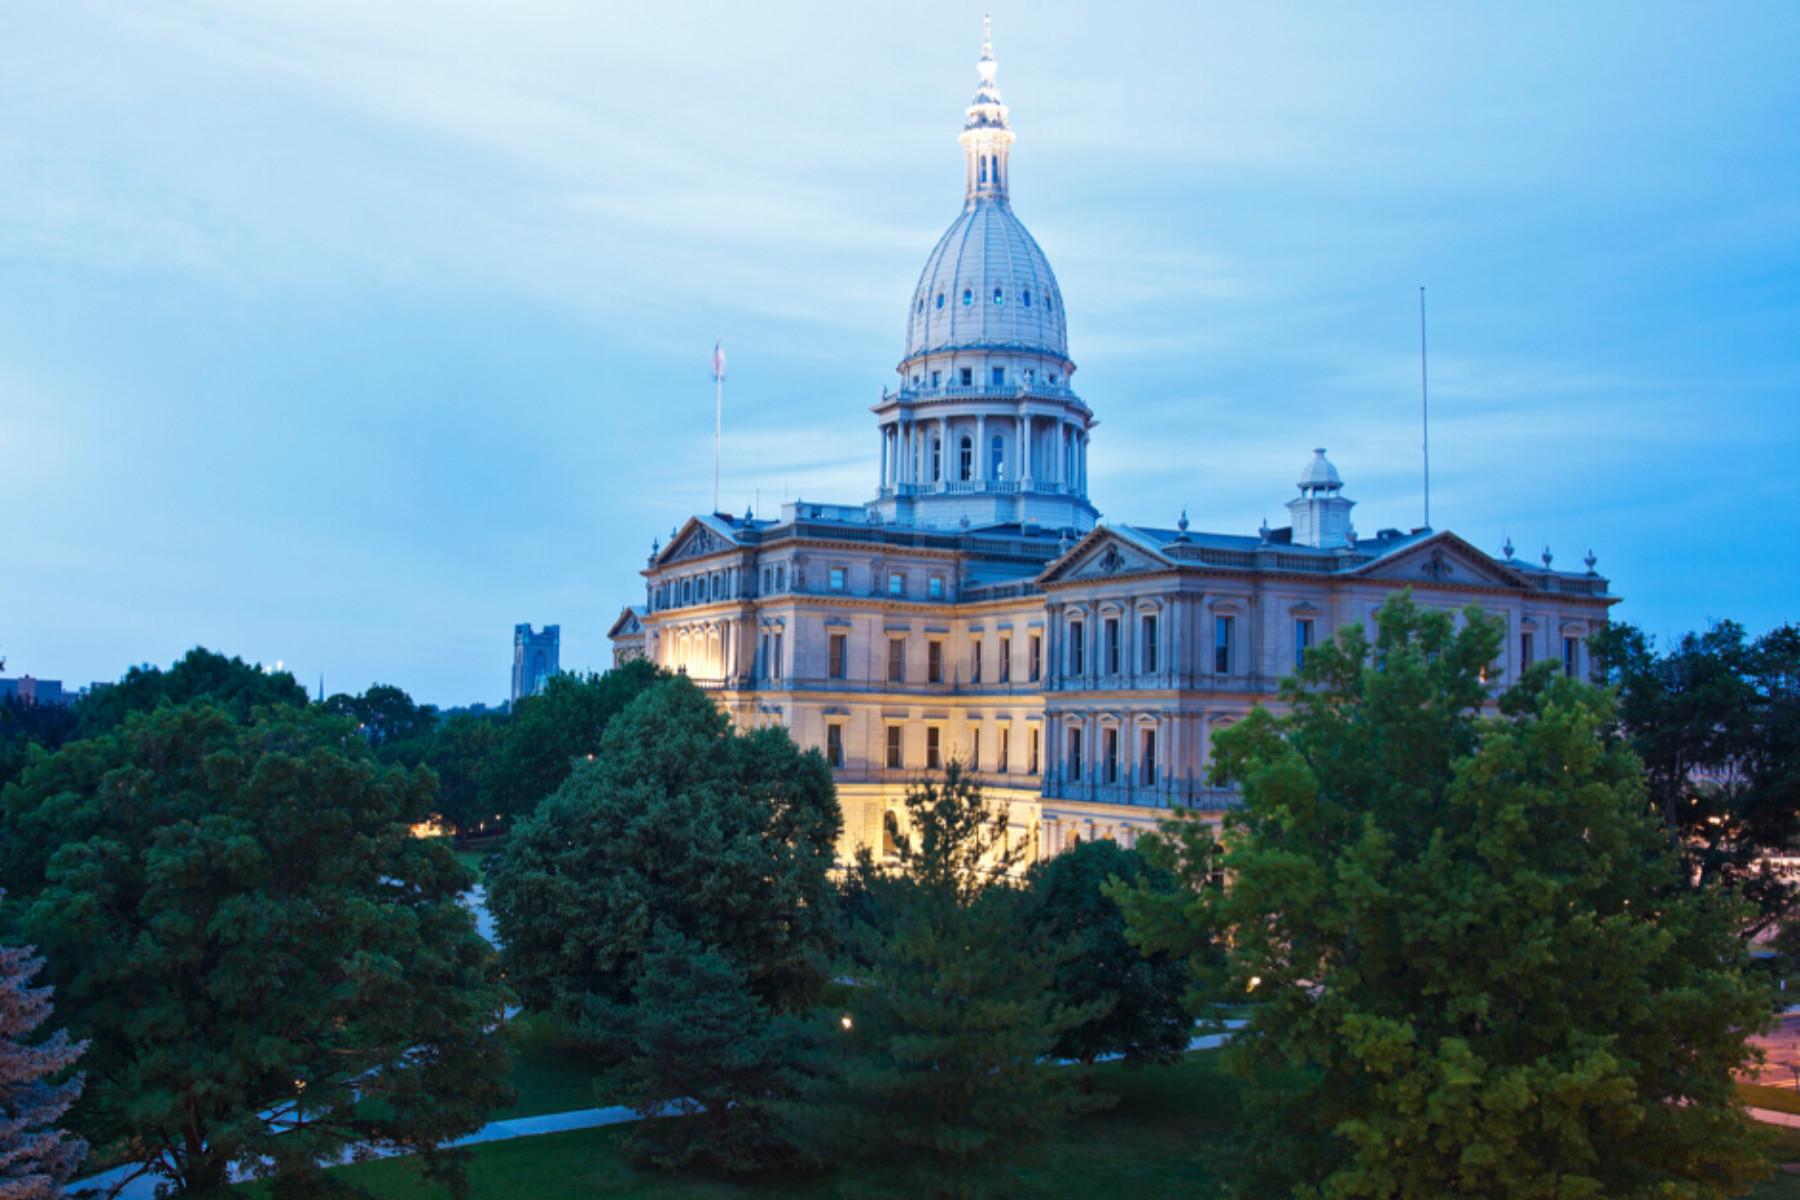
[1584,548,1597,575]
[1541,546,1554,569]
[960,14,1013,203]
[1502,535,1515,560]
[982,13,993,61]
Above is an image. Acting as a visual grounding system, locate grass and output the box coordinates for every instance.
[496,1012,604,1120]
[1754,1125,1800,1198]
[299,1052,1242,1199]
[1746,1082,1800,1116]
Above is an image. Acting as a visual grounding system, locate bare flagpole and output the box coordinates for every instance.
[1419,286,1431,530]
[712,338,726,514]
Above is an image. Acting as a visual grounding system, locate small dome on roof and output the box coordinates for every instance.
[1299,448,1342,490]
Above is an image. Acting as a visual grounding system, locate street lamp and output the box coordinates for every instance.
[840,1014,854,1076]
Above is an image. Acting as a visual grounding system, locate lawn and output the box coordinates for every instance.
[496,1011,603,1120]
[1745,1082,1800,1116]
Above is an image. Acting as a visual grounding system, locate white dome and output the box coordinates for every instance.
[1299,448,1342,489]
[902,200,1068,365]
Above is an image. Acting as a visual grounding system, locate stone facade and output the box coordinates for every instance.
[609,26,1617,864]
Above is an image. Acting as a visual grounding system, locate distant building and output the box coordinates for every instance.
[0,676,68,706]
[511,624,560,703]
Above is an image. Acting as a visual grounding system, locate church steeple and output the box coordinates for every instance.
[959,15,1015,205]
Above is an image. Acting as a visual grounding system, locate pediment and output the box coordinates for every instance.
[1038,528,1172,585]
[657,518,737,566]
[607,607,644,639]
[1355,534,1525,589]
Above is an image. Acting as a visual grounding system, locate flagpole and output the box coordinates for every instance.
[1419,286,1430,531]
[711,338,725,515]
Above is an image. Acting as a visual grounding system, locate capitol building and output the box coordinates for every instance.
[609,26,1615,862]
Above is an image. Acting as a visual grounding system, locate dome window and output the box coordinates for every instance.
[935,292,945,310]
[1022,289,1032,308]
[917,297,924,314]
[992,287,1004,306]
[962,288,973,307]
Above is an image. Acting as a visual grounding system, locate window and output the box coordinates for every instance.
[960,366,973,386]
[1214,616,1234,674]
[1105,617,1121,675]
[1028,727,1039,774]
[1068,727,1083,781]
[776,565,786,591]
[993,287,1004,306]
[998,635,1012,683]
[829,566,846,591]
[1295,619,1314,671]
[926,727,942,769]
[970,636,983,684]
[882,813,899,857]
[1104,727,1119,784]
[961,288,973,307]
[970,726,981,770]
[886,724,903,770]
[959,435,973,480]
[1140,729,1157,785]
[928,575,944,599]
[759,632,769,678]
[772,632,784,680]
[1068,619,1085,675]
[888,571,904,597]
[1520,632,1534,665]
[826,724,845,768]
[1022,288,1032,308]
[930,369,941,387]
[931,437,942,481]
[1563,636,1580,679]
[928,640,944,684]
[829,633,848,680]
[682,579,692,604]
[991,365,1005,386]
[888,637,906,683]
[1028,633,1042,682]
[1141,614,1159,673]
[917,296,924,314]
[935,292,945,310]
[991,434,1005,479]
[998,726,1010,772]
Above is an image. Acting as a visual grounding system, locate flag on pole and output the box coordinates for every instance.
[712,338,726,383]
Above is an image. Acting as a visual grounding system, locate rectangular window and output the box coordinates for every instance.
[1068,727,1083,781]
[1141,614,1159,674]
[772,633,784,680]
[886,724,903,770]
[776,565,786,591]
[829,566,846,591]
[882,813,899,857]
[930,369,941,388]
[888,571,904,597]
[970,726,981,770]
[1295,619,1314,671]
[1105,618,1120,675]
[1029,633,1042,682]
[1521,632,1534,665]
[829,633,848,680]
[998,726,1010,772]
[928,575,944,599]
[991,365,1005,386]
[926,726,942,770]
[1028,727,1040,774]
[970,636,983,684]
[888,637,906,683]
[1069,620,1085,675]
[928,640,944,684]
[1214,616,1234,674]
[1104,727,1119,784]
[959,366,973,386]
[759,633,770,678]
[1563,636,1580,679]
[999,635,1012,683]
[1140,728,1157,785]
[826,724,845,769]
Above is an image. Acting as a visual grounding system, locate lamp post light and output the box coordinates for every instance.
[840,1013,853,1077]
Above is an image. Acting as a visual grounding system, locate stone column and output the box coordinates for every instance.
[880,424,890,488]
[937,415,948,487]
[1019,412,1033,485]
[976,414,988,485]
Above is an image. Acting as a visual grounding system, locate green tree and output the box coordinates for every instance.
[1122,592,1769,1199]
[73,647,308,737]
[0,910,88,1199]
[480,659,663,827]
[323,682,438,758]
[0,696,78,793]
[0,702,511,1196]
[424,711,504,836]
[1593,619,1800,936]
[792,762,1101,1199]
[486,676,840,1167]
[1026,838,1193,1092]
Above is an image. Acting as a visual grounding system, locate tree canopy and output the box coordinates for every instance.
[73,647,308,737]
[1120,592,1769,1199]
[0,701,510,1196]
[0,915,87,1200]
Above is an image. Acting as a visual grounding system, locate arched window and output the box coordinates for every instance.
[990,434,1005,480]
[962,288,973,307]
[979,157,989,183]
[935,292,945,310]
[931,436,942,482]
[916,296,924,314]
[959,434,973,481]
[992,287,1004,306]
[1022,289,1032,308]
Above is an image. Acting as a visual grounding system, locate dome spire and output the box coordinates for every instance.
[959,15,1015,205]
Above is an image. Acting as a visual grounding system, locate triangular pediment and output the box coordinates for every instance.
[1354,532,1527,589]
[655,517,738,567]
[607,606,644,639]
[1038,527,1173,586]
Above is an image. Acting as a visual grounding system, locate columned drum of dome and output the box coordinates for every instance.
[869,19,1098,534]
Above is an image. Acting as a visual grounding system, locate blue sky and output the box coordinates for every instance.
[3,1,1796,705]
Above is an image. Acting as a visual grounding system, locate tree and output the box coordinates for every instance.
[0,697,77,794]
[480,659,663,827]
[1593,619,1800,937]
[323,683,437,758]
[74,647,308,738]
[1025,838,1193,1092]
[424,712,504,836]
[0,913,87,1200]
[790,762,1101,1199]
[0,702,511,1196]
[486,676,840,1168]
[1121,592,1769,1199]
